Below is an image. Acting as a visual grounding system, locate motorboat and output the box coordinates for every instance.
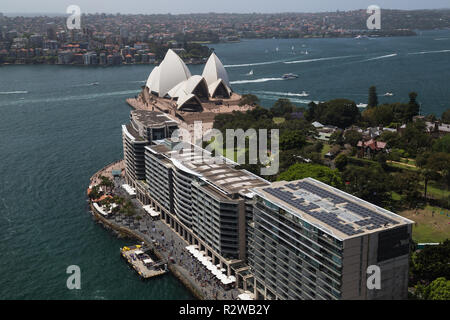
[282,73,299,80]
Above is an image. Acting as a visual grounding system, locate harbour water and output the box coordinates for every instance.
[0,29,449,299]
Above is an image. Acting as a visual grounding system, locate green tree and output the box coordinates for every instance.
[307,99,361,128]
[407,92,420,120]
[410,240,450,285]
[88,185,101,200]
[271,98,295,117]
[239,94,260,106]
[432,135,450,153]
[368,86,378,108]
[343,129,363,146]
[278,163,343,188]
[99,175,114,192]
[441,108,450,123]
[399,120,432,156]
[334,154,348,171]
[392,171,421,208]
[342,165,391,207]
[279,130,306,151]
[425,277,450,300]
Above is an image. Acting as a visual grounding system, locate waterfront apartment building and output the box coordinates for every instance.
[121,110,414,299]
[143,140,269,261]
[249,178,414,300]
[122,110,178,182]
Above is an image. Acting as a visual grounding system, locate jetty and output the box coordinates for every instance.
[120,245,168,279]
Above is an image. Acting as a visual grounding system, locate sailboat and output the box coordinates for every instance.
[246,69,254,76]
[276,47,279,52]
[305,49,309,55]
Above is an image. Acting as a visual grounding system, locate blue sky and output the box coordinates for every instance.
[2,0,449,14]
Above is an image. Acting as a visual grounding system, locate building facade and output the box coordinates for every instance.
[250,178,413,300]
[122,110,178,183]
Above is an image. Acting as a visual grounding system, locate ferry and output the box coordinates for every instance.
[282,73,299,80]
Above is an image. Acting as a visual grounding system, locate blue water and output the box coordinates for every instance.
[213,29,450,116]
[0,29,449,299]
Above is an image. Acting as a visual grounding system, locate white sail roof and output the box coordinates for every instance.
[167,75,209,99]
[202,52,230,88]
[146,66,160,92]
[146,49,192,97]
[177,93,202,110]
[208,79,232,98]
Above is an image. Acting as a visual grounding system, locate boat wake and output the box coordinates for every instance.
[256,90,310,97]
[225,59,287,68]
[230,78,284,84]
[408,49,450,55]
[284,55,356,64]
[0,91,28,95]
[252,90,321,105]
[363,53,397,61]
[0,89,140,107]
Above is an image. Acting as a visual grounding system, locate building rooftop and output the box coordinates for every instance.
[146,141,269,199]
[253,178,413,240]
[131,110,178,128]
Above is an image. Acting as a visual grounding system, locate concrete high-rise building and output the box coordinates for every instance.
[142,140,269,261]
[122,110,178,183]
[249,178,413,300]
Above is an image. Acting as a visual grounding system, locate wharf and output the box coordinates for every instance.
[120,245,168,279]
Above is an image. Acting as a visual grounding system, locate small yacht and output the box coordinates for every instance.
[282,73,299,80]
[384,92,394,96]
[298,91,309,97]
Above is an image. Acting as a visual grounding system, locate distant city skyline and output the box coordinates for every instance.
[1,0,450,15]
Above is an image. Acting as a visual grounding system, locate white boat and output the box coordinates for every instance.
[357,103,368,108]
[298,91,309,97]
[276,47,279,52]
[305,50,309,55]
[247,69,254,76]
[384,92,394,96]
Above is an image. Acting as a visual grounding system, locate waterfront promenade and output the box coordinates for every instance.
[89,162,240,300]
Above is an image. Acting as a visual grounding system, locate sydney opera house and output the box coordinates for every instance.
[128,49,247,128]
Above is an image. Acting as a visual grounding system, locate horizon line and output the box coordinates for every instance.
[2,7,450,17]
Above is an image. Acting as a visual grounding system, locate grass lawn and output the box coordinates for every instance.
[273,117,285,124]
[387,161,420,171]
[321,144,331,157]
[392,191,402,201]
[398,205,450,243]
[426,182,450,199]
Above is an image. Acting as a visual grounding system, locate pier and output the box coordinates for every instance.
[120,245,168,279]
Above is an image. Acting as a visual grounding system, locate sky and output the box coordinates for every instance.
[1,0,449,15]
